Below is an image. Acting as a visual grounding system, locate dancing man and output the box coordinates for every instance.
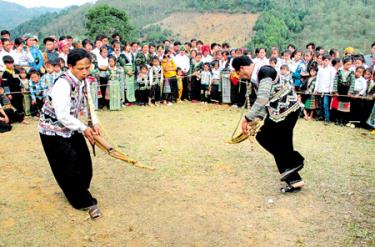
[38,49,102,218]
[232,56,305,193]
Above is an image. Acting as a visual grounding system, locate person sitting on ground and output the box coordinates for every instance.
[0,102,11,133]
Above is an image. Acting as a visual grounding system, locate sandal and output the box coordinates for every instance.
[280,165,304,182]
[88,205,102,220]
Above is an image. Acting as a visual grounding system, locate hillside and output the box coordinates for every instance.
[0,0,60,30]
[147,12,259,47]
[9,0,375,51]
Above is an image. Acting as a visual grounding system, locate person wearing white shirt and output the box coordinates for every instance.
[0,38,16,71]
[97,46,109,108]
[314,55,336,124]
[13,37,34,69]
[38,49,102,219]
[250,48,269,84]
[353,67,367,96]
[174,49,190,100]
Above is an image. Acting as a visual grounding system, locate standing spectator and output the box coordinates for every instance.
[174,47,190,100]
[13,37,34,72]
[190,53,204,102]
[107,56,124,110]
[0,38,16,71]
[162,50,177,103]
[200,62,212,103]
[314,54,336,125]
[149,57,163,105]
[58,40,70,65]
[331,57,355,126]
[29,70,48,117]
[136,65,150,106]
[43,37,59,64]
[24,35,44,73]
[2,56,24,120]
[97,46,109,109]
[0,30,10,39]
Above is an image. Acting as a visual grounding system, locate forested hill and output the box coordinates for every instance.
[10,0,375,52]
[0,0,59,29]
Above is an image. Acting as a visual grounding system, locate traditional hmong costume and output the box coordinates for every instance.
[331,69,355,124]
[304,76,318,110]
[87,76,99,110]
[135,52,151,72]
[123,52,136,104]
[245,66,304,192]
[136,73,150,105]
[189,60,203,101]
[2,69,24,117]
[38,71,99,210]
[149,65,163,103]
[106,66,124,110]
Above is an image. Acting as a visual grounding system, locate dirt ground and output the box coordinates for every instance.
[0,103,374,247]
[148,12,259,48]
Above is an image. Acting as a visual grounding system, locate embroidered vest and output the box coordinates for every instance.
[267,79,300,122]
[38,73,86,138]
[151,67,162,85]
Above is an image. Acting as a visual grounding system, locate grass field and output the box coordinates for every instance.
[0,103,374,247]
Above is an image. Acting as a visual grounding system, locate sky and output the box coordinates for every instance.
[5,0,95,8]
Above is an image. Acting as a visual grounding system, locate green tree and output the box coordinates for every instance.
[85,4,134,40]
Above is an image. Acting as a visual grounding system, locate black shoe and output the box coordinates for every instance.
[280,183,302,193]
[280,180,304,193]
[280,165,304,182]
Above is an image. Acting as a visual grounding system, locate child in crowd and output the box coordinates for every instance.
[190,53,203,102]
[314,54,336,125]
[59,57,68,72]
[19,68,31,116]
[149,57,163,105]
[176,67,184,102]
[279,64,293,85]
[2,55,24,118]
[136,64,150,106]
[200,62,212,103]
[303,65,318,120]
[0,86,24,123]
[269,57,278,72]
[29,70,47,117]
[210,61,222,103]
[353,66,367,96]
[40,60,54,88]
[107,55,124,110]
[331,57,355,126]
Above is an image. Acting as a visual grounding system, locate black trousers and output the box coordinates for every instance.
[99,76,109,108]
[230,83,239,105]
[237,82,247,107]
[40,133,97,209]
[190,76,201,101]
[30,98,44,117]
[168,77,178,102]
[256,109,304,182]
[181,76,189,100]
